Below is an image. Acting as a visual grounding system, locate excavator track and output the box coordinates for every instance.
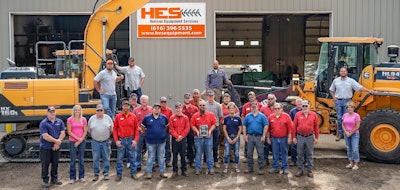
[0,129,119,163]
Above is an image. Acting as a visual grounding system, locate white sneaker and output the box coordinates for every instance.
[127,163,130,168]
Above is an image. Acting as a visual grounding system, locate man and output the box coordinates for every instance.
[129,93,140,112]
[142,103,169,179]
[39,106,66,188]
[243,102,268,175]
[113,100,139,181]
[160,96,173,167]
[191,100,216,175]
[267,103,292,175]
[260,93,276,165]
[133,95,152,171]
[329,67,373,141]
[241,91,262,161]
[190,89,202,108]
[94,58,123,119]
[182,92,199,168]
[289,98,303,166]
[115,57,145,102]
[88,104,113,181]
[203,60,232,102]
[204,90,223,168]
[293,100,320,178]
[170,102,190,177]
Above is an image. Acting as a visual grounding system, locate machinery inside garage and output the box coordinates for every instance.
[216,13,329,87]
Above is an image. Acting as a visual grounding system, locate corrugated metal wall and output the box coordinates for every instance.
[1,0,400,105]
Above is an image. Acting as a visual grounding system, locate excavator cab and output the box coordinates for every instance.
[315,37,382,99]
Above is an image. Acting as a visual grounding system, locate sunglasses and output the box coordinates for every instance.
[199,105,205,107]
[302,105,309,107]
[96,109,104,112]
[274,108,281,110]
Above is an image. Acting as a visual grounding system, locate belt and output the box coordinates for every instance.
[93,139,108,143]
[248,134,262,137]
[297,133,313,137]
[337,98,351,100]
[119,136,133,140]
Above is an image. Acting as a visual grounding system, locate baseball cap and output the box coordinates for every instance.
[251,102,258,107]
[96,104,104,110]
[248,91,255,96]
[302,100,309,106]
[207,90,215,96]
[122,99,130,105]
[175,102,183,108]
[184,93,191,99]
[160,96,167,102]
[130,93,138,99]
[193,89,200,94]
[47,106,56,112]
[153,102,161,108]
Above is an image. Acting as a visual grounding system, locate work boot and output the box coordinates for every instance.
[182,172,189,177]
[307,171,314,178]
[115,176,122,182]
[282,170,289,175]
[244,168,254,173]
[268,169,279,174]
[295,170,303,177]
[208,169,215,175]
[166,162,172,167]
[171,172,178,177]
[131,174,139,180]
[51,180,62,185]
[103,174,109,180]
[258,169,265,175]
[214,162,220,168]
[92,174,99,181]
[42,181,50,188]
[160,173,168,178]
[145,173,152,179]
[195,170,201,175]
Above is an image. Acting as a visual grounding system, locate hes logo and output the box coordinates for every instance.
[141,7,181,19]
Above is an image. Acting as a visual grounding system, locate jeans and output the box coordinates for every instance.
[69,140,86,180]
[296,134,314,171]
[116,136,137,176]
[135,133,146,169]
[146,142,166,174]
[40,148,60,183]
[100,94,117,120]
[212,126,220,162]
[186,130,195,164]
[172,137,187,172]
[130,88,142,104]
[271,136,289,170]
[335,99,350,135]
[264,142,270,162]
[344,133,360,163]
[194,135,214,170]
[246,135,264,169]
[291,144,297,163]
[224,134,240,165]
[165,131,171,164]
[92,139,111,176]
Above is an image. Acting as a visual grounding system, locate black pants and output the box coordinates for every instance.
[40,148,60,183]
[186,130,195,164]
[172,137,187,173]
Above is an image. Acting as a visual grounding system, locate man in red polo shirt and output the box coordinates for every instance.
[293,100,319,178]
[260,93,277,165]
[266,103,292,175]
[113,100,139,181]
[160,96,173,167]
[170,102,190,177]
[182,92,199,168]
[133,95,152,171]
[191,100,216,175]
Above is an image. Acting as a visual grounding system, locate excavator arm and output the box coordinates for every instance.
[82,0,150,91]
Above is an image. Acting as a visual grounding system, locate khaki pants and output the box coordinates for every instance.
[201,88,222,103]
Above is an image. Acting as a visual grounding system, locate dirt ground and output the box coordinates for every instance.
[0,157,399,190]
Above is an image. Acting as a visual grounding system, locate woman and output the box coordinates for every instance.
[342,101,361,170]
[222,102,242,173]
[67,105,87,183]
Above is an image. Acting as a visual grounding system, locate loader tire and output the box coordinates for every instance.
[360,109,400,163]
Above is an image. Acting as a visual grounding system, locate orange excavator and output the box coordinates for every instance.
[0,0,150,162]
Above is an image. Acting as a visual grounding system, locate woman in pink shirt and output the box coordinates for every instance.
[341,101,361,170]
[67,105,88,183]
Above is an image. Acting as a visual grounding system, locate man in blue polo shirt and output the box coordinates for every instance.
[142,103,169,179]
[242,102,269,175]
[39,106,66,188]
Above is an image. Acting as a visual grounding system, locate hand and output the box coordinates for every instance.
[345,131,352,138]
[195,131,199,137]
[231,137,238,144]
[287,138,292,145]
[227,138,233,144]
[116,140,122,148]
[53,144,60,151]
[131,140,137,148]
[206,130,212,138]
[244,135,248,143]
[176,136,183,142]
[314,138,318,145]
[260,136,265,143]
[54,139,62,146]
[266,138,271,145]
[99,89,106,94]
[74,141,80,148]
[293,138,298,145]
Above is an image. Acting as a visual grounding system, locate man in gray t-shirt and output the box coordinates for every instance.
[88,104,113,181]
[115,57,145,103]
[94,58,123,119]
[205,90,223,168]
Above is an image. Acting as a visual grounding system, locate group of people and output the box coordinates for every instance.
[38,57,369,188]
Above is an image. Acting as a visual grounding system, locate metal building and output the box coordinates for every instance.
[0,0,399,104]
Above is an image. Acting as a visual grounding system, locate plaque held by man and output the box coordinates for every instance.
[199,124,208,137]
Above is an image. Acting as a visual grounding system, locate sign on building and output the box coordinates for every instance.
[137,3,206,38]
